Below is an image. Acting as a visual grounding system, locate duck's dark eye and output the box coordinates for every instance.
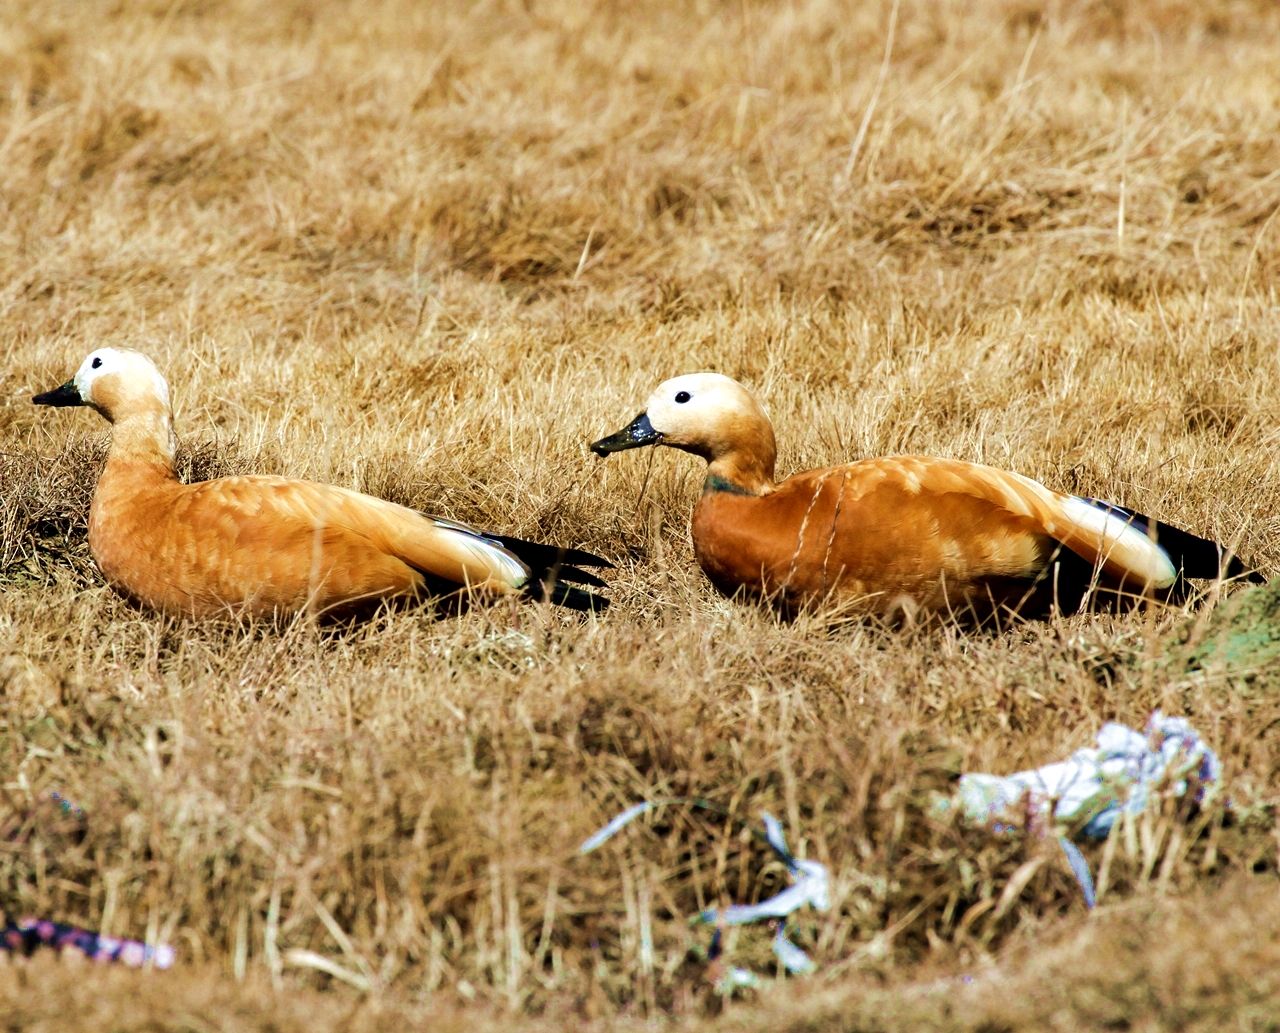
[91,356,102,369]
[674,390,690,403]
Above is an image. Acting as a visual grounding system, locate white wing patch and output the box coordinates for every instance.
[1060,496,1178,588]
[430,520,530,589]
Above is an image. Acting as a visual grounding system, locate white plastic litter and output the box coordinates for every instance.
[577,714,1217,976]
[699,814,829,924]
[699,812,828,974]
[579,803,828,977]
[946,711,1219,907]
[723,966,761,989]
[771,923,817,974]
[954,711,1220,840]
[578,801,656,855]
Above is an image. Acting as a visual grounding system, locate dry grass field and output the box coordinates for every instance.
[3,0,1280,1028]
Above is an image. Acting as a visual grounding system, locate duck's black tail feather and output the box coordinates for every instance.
[424,515,614,611]
[524,579,610,611]
[496,534,613,611]
[1081,498,1264,583]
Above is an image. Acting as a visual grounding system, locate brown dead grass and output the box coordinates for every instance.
[8,872,1280,1032]
[3,0,1280,1029]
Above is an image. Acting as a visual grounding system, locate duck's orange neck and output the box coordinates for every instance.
[104,411,179,479]
[703,420,777,496]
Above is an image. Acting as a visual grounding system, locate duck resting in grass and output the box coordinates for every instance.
[591,373,1260,621]
[34,348,610,618]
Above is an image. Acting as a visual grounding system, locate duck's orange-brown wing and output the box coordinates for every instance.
[89,471,531,616]
[692,456,1180,613]
[277,481,530,588]
[866,459,1179,586]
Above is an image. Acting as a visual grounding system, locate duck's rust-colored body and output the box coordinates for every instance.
[88,459,493,616]
[592,373,1256,619]
[36,348,608,618]
[692,458,1139,617]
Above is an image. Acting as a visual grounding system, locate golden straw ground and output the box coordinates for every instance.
[2,0,1280,1029]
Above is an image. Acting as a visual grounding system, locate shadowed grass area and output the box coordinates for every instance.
[2,0,1280,1028]
[709,873,1280,1033]
[5,874,1280,1030]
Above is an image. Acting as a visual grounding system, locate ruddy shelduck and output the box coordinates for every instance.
[34,349,610,617]
[591,373,1258,620]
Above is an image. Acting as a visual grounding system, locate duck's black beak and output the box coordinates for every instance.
[590,412,661,456]
[33,379,83,407]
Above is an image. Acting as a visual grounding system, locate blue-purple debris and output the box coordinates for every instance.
[2,917,174,968]
[50,790,84,817]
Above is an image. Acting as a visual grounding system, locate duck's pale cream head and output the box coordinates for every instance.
[34,348,171,423]
[590,373,778,492]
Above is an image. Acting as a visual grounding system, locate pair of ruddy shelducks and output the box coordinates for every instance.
[34,351,1259,622]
